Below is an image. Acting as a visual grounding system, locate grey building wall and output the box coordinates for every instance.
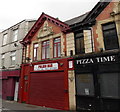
[0,20,36,70]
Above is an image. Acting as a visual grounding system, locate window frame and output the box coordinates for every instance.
[13,29,18,42]
[102,22,119,50]
[10,51,16,66]
[33,43,39,61]
[41,40,50,60]
[1,54,5,66]
[75,31,85,55]
[2,33,8,45]
[53,37,61,58]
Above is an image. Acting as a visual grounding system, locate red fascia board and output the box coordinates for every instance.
[1,70,20,77]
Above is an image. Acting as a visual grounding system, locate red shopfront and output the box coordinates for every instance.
[19,58,70,110]
[0,70,20,100]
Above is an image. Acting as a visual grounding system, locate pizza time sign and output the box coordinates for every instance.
[76,55,116,65]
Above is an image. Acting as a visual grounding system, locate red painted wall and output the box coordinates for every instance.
[19,58,70,110]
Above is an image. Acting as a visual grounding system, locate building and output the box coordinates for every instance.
[0,20,36,101]
[66,0,120,111]
[19,13,76,110]
[19,0,120,111]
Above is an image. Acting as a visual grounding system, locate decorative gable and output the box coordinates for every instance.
[37,21,54,38]
[21,13,70,45]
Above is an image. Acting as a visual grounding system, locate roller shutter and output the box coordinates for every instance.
[28,71,67,110]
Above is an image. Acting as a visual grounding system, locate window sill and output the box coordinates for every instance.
[9,65,15,68]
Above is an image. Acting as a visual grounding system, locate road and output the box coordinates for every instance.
[0,99,59,112]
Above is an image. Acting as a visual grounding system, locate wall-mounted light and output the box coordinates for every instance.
[2,66,6,69]
[26,57,31,62]
[14,43,18,47]
[99,48,103,52]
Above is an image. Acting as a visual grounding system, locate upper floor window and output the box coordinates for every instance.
[42,40,50,59]
[10,51,16,65]
[53,37,61,58]
[2,34,8,45]
[102,22,119,50]
[13,29,18,41]
[1,54,5,66]
[33,43,38,61]
[75,32,85,54]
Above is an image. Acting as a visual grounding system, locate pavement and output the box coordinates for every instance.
[0,99,60,112]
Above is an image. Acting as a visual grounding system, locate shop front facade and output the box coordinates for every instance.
[1,69,20,101]
[19,58,75,110]
[74,50,120,111]
[19,13,76,110]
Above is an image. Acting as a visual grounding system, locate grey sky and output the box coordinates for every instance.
[0,0,100,31]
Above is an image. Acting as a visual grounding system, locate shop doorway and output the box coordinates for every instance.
[22,76,28,102]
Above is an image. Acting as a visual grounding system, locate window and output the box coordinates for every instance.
[2,34,8,45]
[76,74,94,96]
[1,54,5,66]
[100,73,119,98]
[10,51,16,65]
[75,32,85,54]
[13,29,18,41]
[42,40,50,59]
[53,37,61,58]
[33,43,38,61]
[102,22,119,50]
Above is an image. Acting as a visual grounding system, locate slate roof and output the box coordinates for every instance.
[65,12,89,26]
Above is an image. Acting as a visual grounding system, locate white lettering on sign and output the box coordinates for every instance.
[34,63,58,71]
[76,55,116,65]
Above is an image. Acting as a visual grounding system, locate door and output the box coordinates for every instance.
[14,82,19,101]
[22,76,28,102]
[2,79,7,100]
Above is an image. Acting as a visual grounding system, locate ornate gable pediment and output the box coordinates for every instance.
[38,21,54,38]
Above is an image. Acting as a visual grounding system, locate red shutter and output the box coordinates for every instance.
[28,71,67,110]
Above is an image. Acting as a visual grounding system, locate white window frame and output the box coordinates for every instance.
[3,34,8,45]
[10,51,16,65]
[1,54,5,66]
[13,29,18,41]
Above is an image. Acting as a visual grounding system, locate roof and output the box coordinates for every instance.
[1,19,36,33]
[21,12,70,45]
[65,12,89,26]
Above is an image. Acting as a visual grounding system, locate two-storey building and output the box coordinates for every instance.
[19,13,75,110]
[67,0,120,111]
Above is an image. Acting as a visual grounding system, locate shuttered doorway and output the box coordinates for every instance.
[28,71,67,110]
